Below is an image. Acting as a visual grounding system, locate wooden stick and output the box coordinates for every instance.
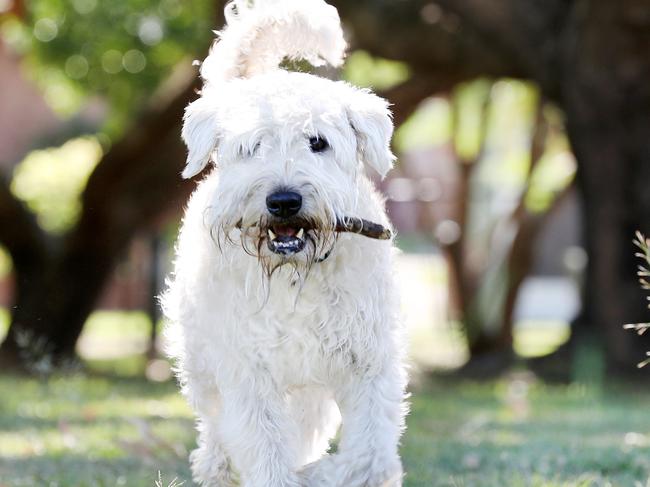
[236,217,393,240]
[335,217,393,240]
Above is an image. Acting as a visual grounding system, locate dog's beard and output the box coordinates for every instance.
[212,214,337,278]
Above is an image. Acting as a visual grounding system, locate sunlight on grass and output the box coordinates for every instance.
[2,374,650,486]
[0,260,644,486]
[76,310,159,376]
[78,310,152,358]
[0,375,193,486]
[515,320,571,358]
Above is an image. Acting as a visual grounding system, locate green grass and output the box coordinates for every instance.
[0,374,193,486]
[0,256,624,486]
[2,372,650,486]
[405,377,650,486]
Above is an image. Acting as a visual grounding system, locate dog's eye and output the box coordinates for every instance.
[309,136,329,153]
[239,142,260,158]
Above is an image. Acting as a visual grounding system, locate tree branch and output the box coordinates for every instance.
[433,0,569,97]
[379,72,458,127]
[333,0,569,100]
[63,66,200,276]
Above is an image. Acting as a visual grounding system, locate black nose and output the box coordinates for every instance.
[266,191,302,218]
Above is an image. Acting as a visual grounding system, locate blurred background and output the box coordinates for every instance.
[1,0,650,485]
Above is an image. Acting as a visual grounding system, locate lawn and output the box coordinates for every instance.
[2,372,650,487]
[0,255,644,486]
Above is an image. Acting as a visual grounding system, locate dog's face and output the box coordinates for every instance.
[181,71,394,271]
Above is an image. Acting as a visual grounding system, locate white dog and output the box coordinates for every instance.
[163,1,408,486]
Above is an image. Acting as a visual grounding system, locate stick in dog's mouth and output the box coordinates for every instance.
[334,217,393,240]
[235,217,392,240]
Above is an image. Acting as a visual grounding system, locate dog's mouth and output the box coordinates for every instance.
[237,216,391,250]
[266,223,308,255]
[235,216,391,259]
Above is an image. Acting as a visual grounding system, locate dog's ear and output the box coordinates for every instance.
[346,90,396,179]
[181,97,220,179]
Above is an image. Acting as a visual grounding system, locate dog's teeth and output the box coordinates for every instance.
[297,228,304,239]
[268,229,276,240]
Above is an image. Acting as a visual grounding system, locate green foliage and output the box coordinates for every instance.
[391,79,578,347]
[393,79,554,194]
[11,137,102,233]
[2,0,214,133]
[0,247,12,279]
[0,306,8,341]
[476,79,540,188]
[342,50,410,91]
[524,149,575,214]
[524,106,576,214]
[0,1,217,238]
[452,78,492,161]
[394,97,451,153]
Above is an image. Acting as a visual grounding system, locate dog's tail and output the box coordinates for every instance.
[200,0,346,84]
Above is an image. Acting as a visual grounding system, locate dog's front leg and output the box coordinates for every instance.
[300,360,406,487]
[218,383,302,487]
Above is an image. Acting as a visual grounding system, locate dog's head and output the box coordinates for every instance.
[180,0,394,272]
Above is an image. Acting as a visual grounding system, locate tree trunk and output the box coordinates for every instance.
[0,76,198,368]
[561,0,650,371]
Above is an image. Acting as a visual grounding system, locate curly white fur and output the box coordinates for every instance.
[163,1,408,486]
[201,0,346,84]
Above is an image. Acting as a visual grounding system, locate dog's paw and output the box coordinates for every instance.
[189,446,237,487]
[298,454,403,487]
[297,456,331,486]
